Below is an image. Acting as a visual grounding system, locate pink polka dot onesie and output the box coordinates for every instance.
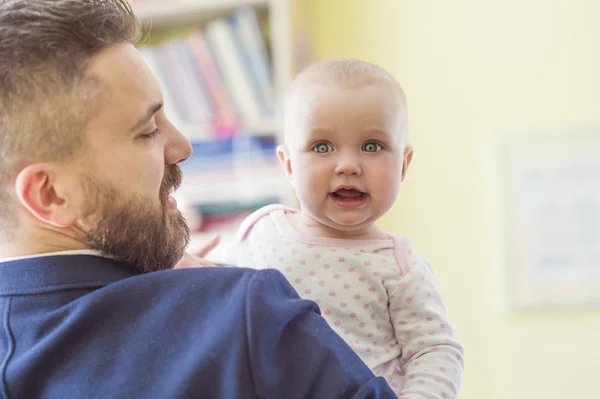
[211,205,464,399]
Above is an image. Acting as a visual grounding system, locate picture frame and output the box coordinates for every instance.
[499,130,600,309]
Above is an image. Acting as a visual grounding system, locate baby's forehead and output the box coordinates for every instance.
[290,78,403,103]
[284,85,407,146]
[286,82,406,126]
[286,58,406,102]
[284,59,408,145]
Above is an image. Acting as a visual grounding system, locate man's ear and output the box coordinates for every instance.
[401,145,414,182]
[276,144,294,186]
[14,164,78,228]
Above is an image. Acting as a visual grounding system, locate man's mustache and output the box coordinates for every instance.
[159,165,183,202]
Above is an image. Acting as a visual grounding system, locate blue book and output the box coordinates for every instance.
[182,135,277,172]
[231,7,276,119]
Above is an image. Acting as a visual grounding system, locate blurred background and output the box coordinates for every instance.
[132,1,600,397]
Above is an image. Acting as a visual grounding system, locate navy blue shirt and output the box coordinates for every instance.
[0,255,396,398]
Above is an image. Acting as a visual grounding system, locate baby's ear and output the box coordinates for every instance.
[276,144,294,184]
[401,145,414,182]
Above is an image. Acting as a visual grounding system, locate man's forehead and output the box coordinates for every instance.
[86,42,161,111]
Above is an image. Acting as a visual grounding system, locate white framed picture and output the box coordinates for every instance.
[500,130,600,309]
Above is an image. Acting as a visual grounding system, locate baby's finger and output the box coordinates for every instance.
[195,234,221,258]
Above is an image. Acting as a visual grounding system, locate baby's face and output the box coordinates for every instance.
[282,83,410,234]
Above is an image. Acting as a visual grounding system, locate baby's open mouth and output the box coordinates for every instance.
[331,188,367,201]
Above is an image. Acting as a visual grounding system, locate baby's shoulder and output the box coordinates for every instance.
[383,235,433,275]
[236,203,296,242]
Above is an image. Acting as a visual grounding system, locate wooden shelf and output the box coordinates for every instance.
[134,0,270,28]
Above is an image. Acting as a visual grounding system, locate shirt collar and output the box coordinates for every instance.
[0,254,136,296]
[0,249,105,264]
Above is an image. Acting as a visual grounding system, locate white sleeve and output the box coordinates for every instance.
[209,204,290,268]
[206,237,240,266]
[385,250,464,399]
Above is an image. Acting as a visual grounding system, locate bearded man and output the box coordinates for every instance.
[0,0,396,398]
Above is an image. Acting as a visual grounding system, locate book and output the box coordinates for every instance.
[231,7,276,119]
[176,134,281,206]
[137,46,184,127]
[204,18,263,125]
[187,30,239,133]
[172,39,216,124]
[154,40,213,125]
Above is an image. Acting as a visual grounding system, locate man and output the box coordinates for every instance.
[0,0,396,398]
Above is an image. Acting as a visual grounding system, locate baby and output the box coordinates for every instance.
[210,59,464,398]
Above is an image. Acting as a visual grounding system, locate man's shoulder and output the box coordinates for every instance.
[139,265,259,285]
[112,266,281,298]
[3,265,295,398]
[75,266,301,344]
[103,266,296,312]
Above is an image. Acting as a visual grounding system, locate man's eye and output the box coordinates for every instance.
[363,142,382,152]
[313,143,333,153]
[140,129,160,139]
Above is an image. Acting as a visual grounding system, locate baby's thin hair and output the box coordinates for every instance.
[290,58,406,95]
[284,58,408,140]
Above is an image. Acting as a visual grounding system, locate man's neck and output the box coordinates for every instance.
[0,225,90,260]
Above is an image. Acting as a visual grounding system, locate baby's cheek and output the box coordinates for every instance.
[298,163,327,189]
[370,167,401,204]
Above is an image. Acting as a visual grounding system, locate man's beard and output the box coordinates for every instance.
[82,165,190,274]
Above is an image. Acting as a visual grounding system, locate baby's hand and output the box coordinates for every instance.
[174,234,221,269]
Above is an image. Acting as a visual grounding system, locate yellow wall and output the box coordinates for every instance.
[306,1,600,398]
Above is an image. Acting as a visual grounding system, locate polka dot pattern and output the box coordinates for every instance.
[212,207,464,398]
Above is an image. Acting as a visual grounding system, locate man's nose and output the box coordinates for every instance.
[164,121,192,165]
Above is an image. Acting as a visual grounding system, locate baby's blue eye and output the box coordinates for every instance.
[363,142,382,152]
[314,143,333,153]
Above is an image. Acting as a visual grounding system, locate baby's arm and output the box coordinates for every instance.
[207,204,286,268]
[206,235,242,266]
[386,253,464,399]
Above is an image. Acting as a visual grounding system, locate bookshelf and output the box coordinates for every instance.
[135,0,270,28]
[132,0,300,251]
[176,120,279,141]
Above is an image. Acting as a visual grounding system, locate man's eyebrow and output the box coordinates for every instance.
[130,103,163,132]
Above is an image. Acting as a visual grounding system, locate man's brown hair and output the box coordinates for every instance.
[0,0,141,238]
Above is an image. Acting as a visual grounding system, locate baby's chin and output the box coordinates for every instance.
[330,223,387,240]
[320,214,382,236]
[326,215,371,228]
